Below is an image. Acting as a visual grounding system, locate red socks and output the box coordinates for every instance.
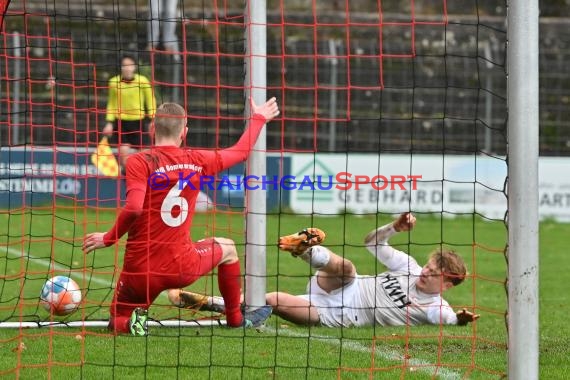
[217,261,243,327]
[108,315,130,335]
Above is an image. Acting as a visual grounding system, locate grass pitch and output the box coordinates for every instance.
[0,207,568,379]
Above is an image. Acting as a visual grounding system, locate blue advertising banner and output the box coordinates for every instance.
[0,147,290,210]
[0,147,123,208]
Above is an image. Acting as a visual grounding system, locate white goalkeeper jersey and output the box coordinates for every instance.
[349,225,458,327]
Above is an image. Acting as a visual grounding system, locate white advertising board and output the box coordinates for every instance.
[287,154,570,222]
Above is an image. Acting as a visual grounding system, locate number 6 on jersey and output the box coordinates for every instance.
[161,180,189,227]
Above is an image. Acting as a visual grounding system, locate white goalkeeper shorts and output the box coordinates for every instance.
[298,272,361,327]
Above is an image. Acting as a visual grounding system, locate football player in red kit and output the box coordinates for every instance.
[83,98,280,335]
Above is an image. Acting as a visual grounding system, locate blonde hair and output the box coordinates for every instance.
[429,248,467,286]
[153,103,187,139]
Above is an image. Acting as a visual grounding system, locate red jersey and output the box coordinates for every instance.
[124,147,220,268]
[103,114,267,269]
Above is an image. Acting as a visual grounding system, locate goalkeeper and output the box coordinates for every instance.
[171,213,480,327]
[83,98,280,335]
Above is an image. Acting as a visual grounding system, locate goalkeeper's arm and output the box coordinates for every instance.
[364,213,418,271]
[425,303,480,326]
[455,309,480,326]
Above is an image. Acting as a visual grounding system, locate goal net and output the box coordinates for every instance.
[0,0,511,378]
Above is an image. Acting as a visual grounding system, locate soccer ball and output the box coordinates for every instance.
[40,276,82,316]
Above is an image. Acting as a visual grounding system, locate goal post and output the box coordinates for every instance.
[507,0,539,378]
[244,0,268,311]
[0,0,545,378]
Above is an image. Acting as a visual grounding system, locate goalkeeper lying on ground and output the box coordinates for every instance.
[168,213,479,327]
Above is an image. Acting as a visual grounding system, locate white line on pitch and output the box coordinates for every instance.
[272,328,462,380]
[4,246,111,286]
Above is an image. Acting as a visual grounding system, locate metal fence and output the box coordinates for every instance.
[0,4,568,155]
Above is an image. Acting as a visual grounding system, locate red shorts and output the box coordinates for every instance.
[109,238,223,334]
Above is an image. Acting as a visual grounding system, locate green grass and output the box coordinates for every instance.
[0,207,568,379]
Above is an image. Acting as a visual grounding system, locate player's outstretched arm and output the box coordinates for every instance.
[364,212,415,245]
[216,97,280,171]
[392,212,416,232]
[250,96,280,122]
[83,232,107,254]
[83,187,145,254]
[455,308,480,326]
[364,212,419,271]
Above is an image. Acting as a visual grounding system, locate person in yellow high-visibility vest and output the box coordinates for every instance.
[102,55,156,171]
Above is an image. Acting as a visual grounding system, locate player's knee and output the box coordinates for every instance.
[166,289,181,306]
[266,291,296,308]
[266,292,279,307]
[340,259,356,281]
[216,237,238,263]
